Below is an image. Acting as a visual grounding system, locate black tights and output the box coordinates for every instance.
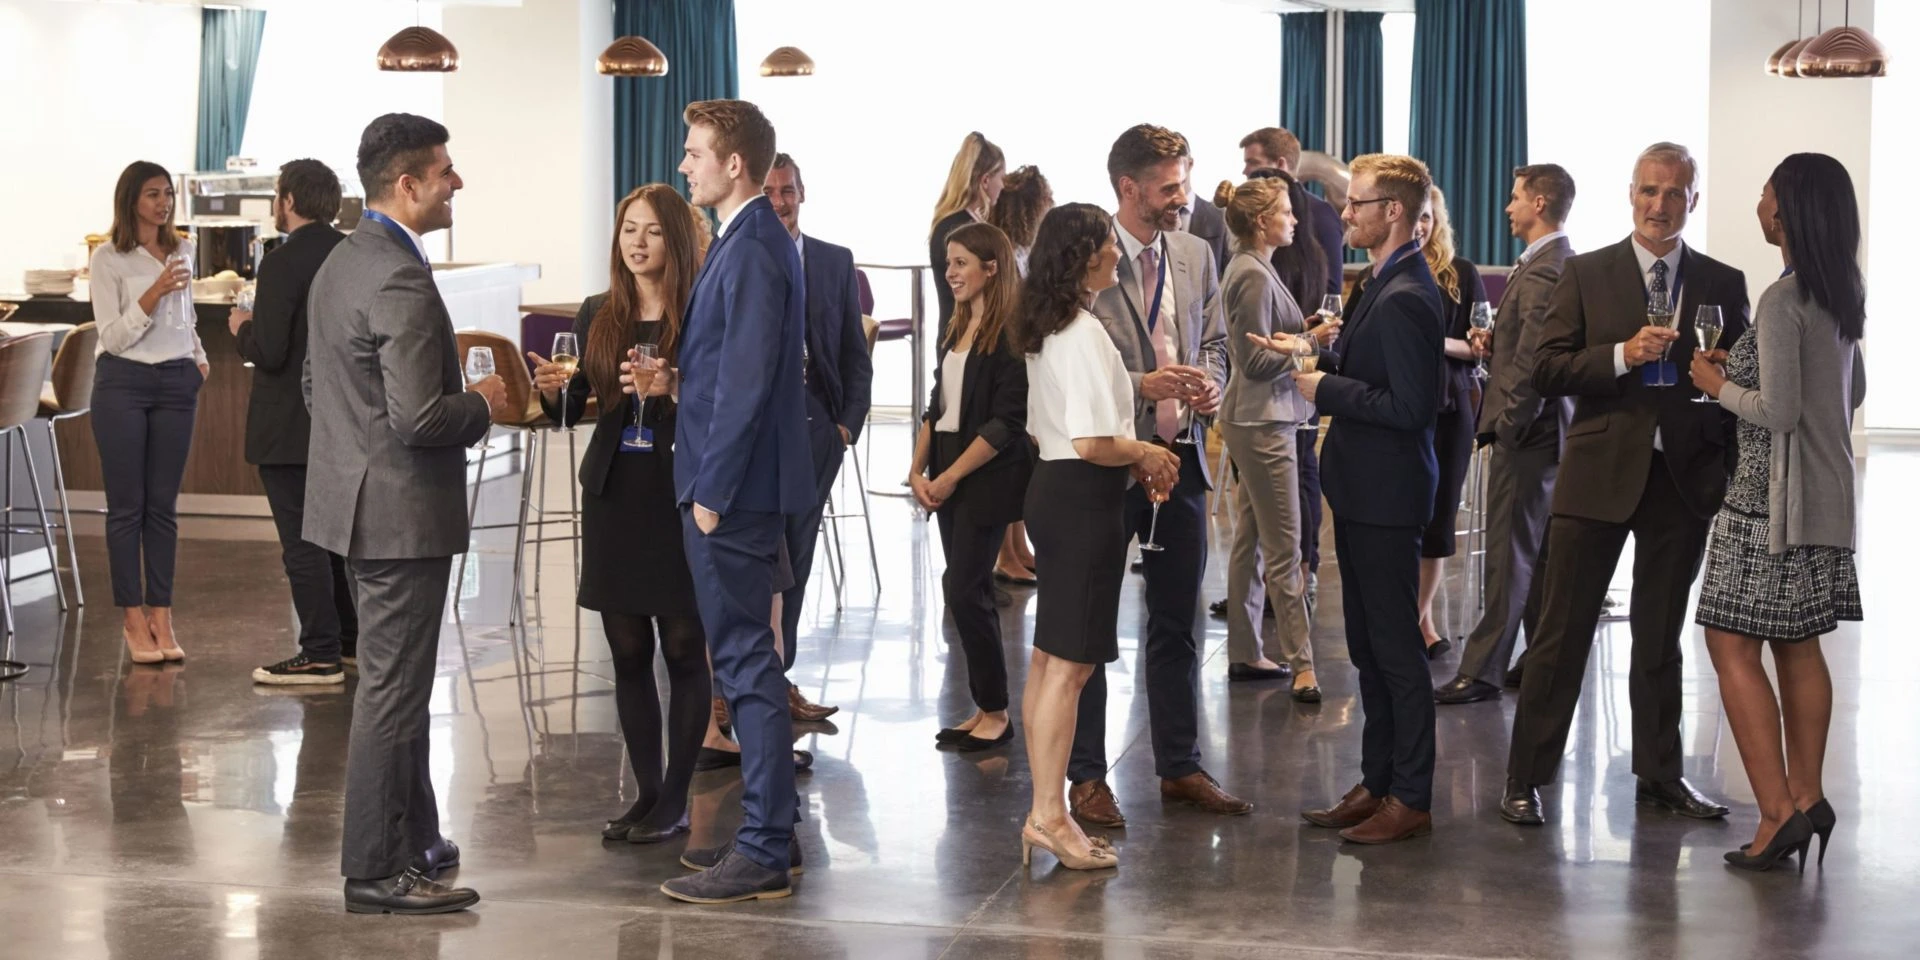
[602,612,710,829]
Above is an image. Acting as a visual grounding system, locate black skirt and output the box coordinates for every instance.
[1023,458,1129,664]
[1422,383,1478,558]
[578,447,700,618]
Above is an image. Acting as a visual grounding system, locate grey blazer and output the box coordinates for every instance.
[302,220,493,560]
[1478,235,1573,447]
[1718,274,1868,553]
[1090,228,1228,486]
[1220,250,1312,426]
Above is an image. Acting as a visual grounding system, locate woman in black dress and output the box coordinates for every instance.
[929,132,1006,344]
[530,184,706,844]
[910,222,1032,751]
[987,164,1052,584]
[1412,186,1486,658]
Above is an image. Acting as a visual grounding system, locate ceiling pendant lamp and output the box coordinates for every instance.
[1797,0,1890,78]
[1795,0,1835,76]
[759,46,816,77]
[378,3,458,73]
[598,35,669,77]
[1766,0,1804,75]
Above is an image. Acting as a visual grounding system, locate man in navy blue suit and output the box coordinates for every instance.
[658,99,815,904]
[763,154,871,720]
[1284,154,1444,845]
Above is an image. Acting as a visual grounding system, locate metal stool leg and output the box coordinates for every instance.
[509,428,541,625]
[566,426,581,593]
[533,428,549,594]
[45,420,82,606]
[454,434,492,592]
[17,437,67,613]
[846,441,881,590]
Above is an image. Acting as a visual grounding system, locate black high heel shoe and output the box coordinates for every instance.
[1724,811,1814,873]
[1806,798,1836,867]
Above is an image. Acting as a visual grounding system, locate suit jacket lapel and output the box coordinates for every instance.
[1605,238,1648,344]
[1169,250,1193,364]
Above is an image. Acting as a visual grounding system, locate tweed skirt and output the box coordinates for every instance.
[1695,508,1862,642]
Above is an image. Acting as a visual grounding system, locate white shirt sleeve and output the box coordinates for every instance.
[1060,324,1134,442]
[1614,342,1629,378]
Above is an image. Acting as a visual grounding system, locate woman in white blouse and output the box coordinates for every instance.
[88,161,210,664]
[1012,203,1178,871]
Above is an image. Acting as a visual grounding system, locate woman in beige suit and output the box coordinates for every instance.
[1214,177,1319,702]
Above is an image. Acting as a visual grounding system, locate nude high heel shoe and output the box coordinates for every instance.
[124,627,164,665]
[1021,817,1118,870]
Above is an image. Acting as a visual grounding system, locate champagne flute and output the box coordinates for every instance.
[1468,301,1494,380]
[1691,305,1725,404]
[549,332,579,424]
[1647,290,1677,386]
[621,342,658,449]
[1319,294,1343,321]
[1138,484,1168,553]
[464,345,495,385]
[1174,373,1201,446]
[1292,335,1319,375]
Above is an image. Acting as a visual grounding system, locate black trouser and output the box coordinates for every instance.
[1334,517,1435,811]
[1071,443,1206,783]
[602,612,709,830]
[936,508,1010,712]
[91,354,199,608]
[1296,422,1323,574]
[780,394,845,671]
[1507,453,1708,786]
[258,464,358,662]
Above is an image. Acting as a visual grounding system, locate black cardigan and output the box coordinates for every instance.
[539,294,676,497]
[923,328,1033,526]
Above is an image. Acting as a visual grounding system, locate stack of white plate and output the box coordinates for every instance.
[24,269,74,297]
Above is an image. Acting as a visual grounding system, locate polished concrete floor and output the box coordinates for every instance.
[0,424,1914,960]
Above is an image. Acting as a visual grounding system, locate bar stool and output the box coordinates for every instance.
[35,322,98,607]
[517,312,593,595]
[818,317,882,607]
[453,330,568,624]
[0,331,68,642]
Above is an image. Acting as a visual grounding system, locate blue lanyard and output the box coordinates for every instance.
[1143,235,1168,333]
[362,210,427,266]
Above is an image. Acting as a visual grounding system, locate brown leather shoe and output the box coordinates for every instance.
[1069,779,1126,828]
[1301,783,1382,829]
[712,696,730,731]
[1338,796,1433,844]
[788,683,839,722]
[1160,770,1253,816]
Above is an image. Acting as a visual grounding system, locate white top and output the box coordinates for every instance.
[88,241,209,366]
[1025,309,1136,461]
[934,348,967,433]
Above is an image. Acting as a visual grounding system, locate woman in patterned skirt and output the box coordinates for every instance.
[1689,153,1867,872]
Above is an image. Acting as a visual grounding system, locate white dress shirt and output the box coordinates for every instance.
[88,241,209,366]
[1113,220,1185,430]
[934,348,967,432]
[1611,237,1685,451]
[1517,230,1566,267]
[1026,309,1135,461]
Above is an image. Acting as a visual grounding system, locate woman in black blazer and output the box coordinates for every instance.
[529,184,707,844]
[908,221,1032,752]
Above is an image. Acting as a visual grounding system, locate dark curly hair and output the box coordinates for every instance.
[1011,203,1112,356]
[989,165,1052,252]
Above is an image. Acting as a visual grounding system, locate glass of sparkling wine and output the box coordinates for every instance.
[1292,335,1319,374]
[1469,300,1494,380]
[1647,290,1677,386]
[1138,482,1169,553]
[622,342,658,448]
[1691,305,1724,404]
[464,346,496,449]
[1320,294,1343,321]
[549,332,580,424]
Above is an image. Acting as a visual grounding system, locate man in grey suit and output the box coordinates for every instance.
[1434,165,1577,705]
[305,113,507,915]
[1067,125,1251,828]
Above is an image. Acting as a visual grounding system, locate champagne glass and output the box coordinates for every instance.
[549,332,580,425]
[1138,484,1168,553]
[235,280,256,312]
[621,342,658,449]
[1647,290,1677,386]
[1468,301,1494,380]
[165,253,194,331]
[1291,335,1319,375]
[464,345,495,385]
[1174,374,1201,446]
[1319,294,1343,321]
[1691,305,1725,404]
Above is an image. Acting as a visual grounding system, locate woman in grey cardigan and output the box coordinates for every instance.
[1689,153,1866,873]
[1213,177,1320,702]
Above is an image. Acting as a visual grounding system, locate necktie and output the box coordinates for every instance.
[1140,247,1179,442]
[1650,259,1670,308]
[1139,246,1160,326]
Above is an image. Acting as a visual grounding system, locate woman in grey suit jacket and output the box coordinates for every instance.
[1688,153,1866,872]
[1213,178,1320,702]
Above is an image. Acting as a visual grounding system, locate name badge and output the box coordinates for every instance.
[619,424,655,452]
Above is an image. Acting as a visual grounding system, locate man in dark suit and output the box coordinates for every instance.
[233,159,357,687]
[1291,153,1443,845]
[1242,127,1346,295]
[1502,142,1748,826]
[762,153,871,722]
[1435,164,1577,705]
[663,99,816,905]
[1178,161,1229,278]
[306,114,507,914]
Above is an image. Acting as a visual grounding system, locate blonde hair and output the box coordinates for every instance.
[1349,153,1433,215]
[1421,185,1462,303]
[1213,178,1289,249]
[930,132,1004,233]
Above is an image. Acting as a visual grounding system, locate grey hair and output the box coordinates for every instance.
[1635,142,1699,191]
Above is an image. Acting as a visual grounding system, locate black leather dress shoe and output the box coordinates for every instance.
[1500,779,1545,826]
[416,837,459,877]
[618,815,690,844]
[1228,662,1289,682]
[1433,676,1501,705]
[1636,777,1730,819]
[695,746,742,772]
[681,839,804,876]
[344,867,479,915]
[1503,664,1525,689]
[793,749,814,772]
[661,848,793,903]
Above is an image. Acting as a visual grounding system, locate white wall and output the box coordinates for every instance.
[0,1,201,291]
[1864,1,1911,429]
[1526,0,1714,257]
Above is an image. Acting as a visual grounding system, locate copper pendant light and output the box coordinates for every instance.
[1765,39,1800,75]
[1794,0,1834,76]
[378,3,457,73]
[1797,1,1889,78]
[598,36,669,77]
[759,46,816,78]
[1766,0,1804,76]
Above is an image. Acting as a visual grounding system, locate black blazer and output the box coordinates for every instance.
[923,328,1033,526]
[1531,237,1750,523]
[1315,248,1445,529]
[540,294,678,498]
[802,235,873,441]
[929,210,974,345]
[238,222,345,465]
[1186,197,1230,279]
[1436,257,1488,415]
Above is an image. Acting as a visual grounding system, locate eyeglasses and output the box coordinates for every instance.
[1348,197,1397,210]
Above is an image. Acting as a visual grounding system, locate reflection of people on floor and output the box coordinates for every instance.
[109,665,192,867]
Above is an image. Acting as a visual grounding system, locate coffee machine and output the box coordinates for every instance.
[180,166,364,278]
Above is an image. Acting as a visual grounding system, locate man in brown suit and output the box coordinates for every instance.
[1501,143,1748,826]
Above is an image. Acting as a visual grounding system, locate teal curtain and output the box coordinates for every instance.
[613,0,738,201]
[195,8,267,172]
[1410,0,1528,265]
[1341,12,1384,262]
[1279,13,1327,154]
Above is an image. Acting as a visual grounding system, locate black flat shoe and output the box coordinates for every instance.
[1424,639,1453,660]
[1725,812,1814,873]
[1290,684,1322,703]
[344,868,479,915]
[1503,664,1525,689]
[620,816,690,845]
[993,569,1037,586]
[955,725,1015,752]
[1501,779,1544,826]
[695,747,743,772]
[1434,676,1501,705]
[1636,777,1729,819]
[1208,598,1229,619]
[935,726,973,744]
[793,749,814,772]
[1228,662,1289,682]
